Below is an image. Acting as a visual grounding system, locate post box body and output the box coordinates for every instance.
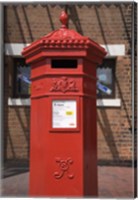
[30,58,97,197]
[22,12,106,197]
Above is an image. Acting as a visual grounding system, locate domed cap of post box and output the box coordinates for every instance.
[22,11,106,64]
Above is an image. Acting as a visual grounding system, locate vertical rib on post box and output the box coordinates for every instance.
[22,11,106,197]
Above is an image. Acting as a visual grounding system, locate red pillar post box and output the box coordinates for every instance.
[22,11,106,197]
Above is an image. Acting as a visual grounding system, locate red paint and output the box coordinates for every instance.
[22,11,106,197]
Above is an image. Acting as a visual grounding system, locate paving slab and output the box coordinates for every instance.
[1,166,134,198]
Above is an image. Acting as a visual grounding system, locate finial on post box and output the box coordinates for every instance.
[60,11,68,28]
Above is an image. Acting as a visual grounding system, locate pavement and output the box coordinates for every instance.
[0,162,135,198]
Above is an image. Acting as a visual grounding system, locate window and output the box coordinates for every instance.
[97,58,116,99]
[12,57,116,99]
[13,58,31,98]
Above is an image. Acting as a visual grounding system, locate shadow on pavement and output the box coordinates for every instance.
[2,167,29,178]
[2,159,29,178]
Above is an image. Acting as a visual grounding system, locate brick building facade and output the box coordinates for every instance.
[3,2,135,165]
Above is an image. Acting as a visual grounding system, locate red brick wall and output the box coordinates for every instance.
[4,3,133,165]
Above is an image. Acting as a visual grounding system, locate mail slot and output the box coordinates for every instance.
[52,59,78,68]
[22,11,106,197]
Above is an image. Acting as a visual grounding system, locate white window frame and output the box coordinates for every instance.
[8,97,121,107]
[5,43,124,107]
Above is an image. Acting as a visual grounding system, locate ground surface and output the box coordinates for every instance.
[1,162,135,198]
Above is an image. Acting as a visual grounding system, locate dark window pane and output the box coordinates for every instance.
[13,58,31,98]
[97,58,116,99]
